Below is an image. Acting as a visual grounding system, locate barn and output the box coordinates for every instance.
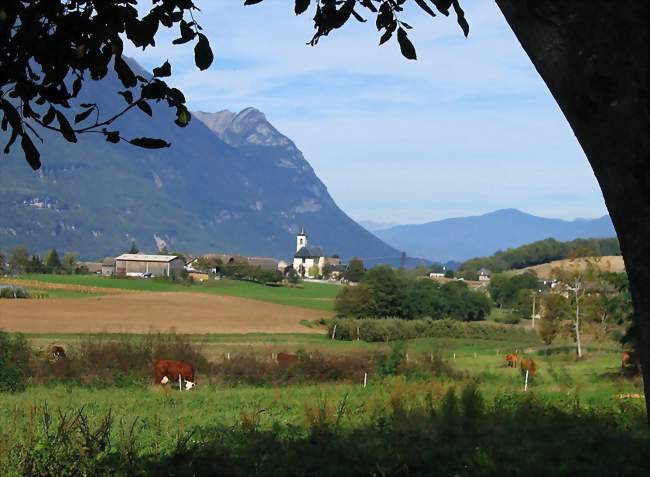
[115,254,185,278]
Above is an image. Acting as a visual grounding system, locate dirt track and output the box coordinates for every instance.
[0,292,327,334]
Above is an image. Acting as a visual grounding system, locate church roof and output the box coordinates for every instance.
[294,246,324,259]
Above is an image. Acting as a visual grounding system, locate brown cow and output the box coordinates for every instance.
[621,351,638,372]
[505,353,518,368]
[154,359,195,390]
[276,352,299,367]
[51,345,66,360]
[520,358,537,377]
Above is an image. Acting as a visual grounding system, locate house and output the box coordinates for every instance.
[429,272,445,278]
[101,257,116,277]
[114,254,185,278]
[292,227,326,278]
[79,261,103,274]
[478,268,492,281]
[246,256,278,270]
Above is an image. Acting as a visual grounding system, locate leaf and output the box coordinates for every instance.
[42,106,56,126]
[452,0,469,37]
[294,0,310,15]
[431,0,452,16]
[56,111,77,143]
[104,131,120,143]
[379,29,393,45]
[414,0,436,18]
[137,101,153,117]
[21,133,41,170]
[194,33,214,71]
[3,127,18,154]
[72,76,83,96]
[244,0,264,4]
[397,28,417,60]
[175,109,191,127]
[153,60,172,78]
[114,55,137,88]
[129,137,170,149]
[74,108,94,124]
[118,90,133,104]
[351,9,366,23]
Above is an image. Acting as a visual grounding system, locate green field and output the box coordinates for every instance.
[16,274,340,311]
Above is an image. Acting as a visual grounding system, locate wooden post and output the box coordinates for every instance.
[524,370,529,392]
[227,352,230,361]
[406,353,409,363]
[453,353,456,360]
[430,352,433,362]
[363,372,367,388]
[357,327,360,341]
[331,324,337,340]
[178,373,182,392]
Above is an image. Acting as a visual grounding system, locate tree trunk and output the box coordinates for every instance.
[495,0,649,425]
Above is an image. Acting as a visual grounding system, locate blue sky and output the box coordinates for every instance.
[124,0,608,225]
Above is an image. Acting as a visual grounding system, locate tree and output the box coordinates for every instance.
[0,249,5,270]
[159,245,171,255]
[321,263,333,280]
[344,258,365,283]
[444,269,455,279]
[127,241,139,254]
[308,264,321,279]
[8,246,30,273]
[62,252,77,273]
[364,265,407,317]
[43,249,62,272]
[334,284,373,318]
[0,0,215,169]
[287,267,300,285]
[540,293,571,346]
[404,279,445,320]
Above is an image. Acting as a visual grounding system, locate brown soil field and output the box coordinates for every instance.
[0,292,329,334]
[511,255,625,279]
[0,278,134,295]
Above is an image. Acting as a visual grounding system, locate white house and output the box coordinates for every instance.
[478,268,492,281]
[292,227,326,278]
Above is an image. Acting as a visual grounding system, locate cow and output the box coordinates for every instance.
[520,358,537,377]
[154,359,195,390]
[621,351,639,373]
[276,352,299,367]
[505,353,518,368]
[51,345,66,361]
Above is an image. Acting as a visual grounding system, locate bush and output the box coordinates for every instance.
[0,286,30,298]
[0,331,32,392]
[329,318,535,342]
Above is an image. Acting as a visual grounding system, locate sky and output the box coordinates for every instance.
[124,0,608,226]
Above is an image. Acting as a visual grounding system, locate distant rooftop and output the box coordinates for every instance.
[115,254,179,263]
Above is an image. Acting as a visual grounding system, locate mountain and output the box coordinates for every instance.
[374,209,616,262]
[357,220,399,232]
[0,59,400,263]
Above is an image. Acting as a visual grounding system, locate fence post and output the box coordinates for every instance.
[453,353,456,360]
[226,352,230,361]
[179,373,182,392]
[363,372,367,388]
[524,370,529,392]
[331,324,337,340]
[357,327,360,341]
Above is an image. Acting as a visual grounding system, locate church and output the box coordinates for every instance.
[292,227,327,278]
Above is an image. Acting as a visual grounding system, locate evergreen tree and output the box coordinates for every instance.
[44,249,62,272]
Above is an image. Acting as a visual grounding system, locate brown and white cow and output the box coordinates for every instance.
[51,345,66,361]
[276,352,299,367]
[154,359,195,390]
[520,358,537,377]
[505,353,518,368]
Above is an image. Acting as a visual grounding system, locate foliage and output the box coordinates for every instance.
[364,266,407,317]
[308,264,321,278]
[43,249,62,273]
[127,241,140,254]
[0,286,30,299]
[334,284,373,318]
[0,331,31,392]
[329,318,534,343]
[462,237,621,273]
[343,258,365,283]
[1,0,214,168]
[540,294,572,346]
[62,252,77,272]
[489,271,539,307]
[8,246,30,272]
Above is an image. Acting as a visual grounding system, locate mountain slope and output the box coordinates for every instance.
[374,209,616,262]
[0,60,399,262]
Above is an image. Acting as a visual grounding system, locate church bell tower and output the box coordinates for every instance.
[296,226,308,252]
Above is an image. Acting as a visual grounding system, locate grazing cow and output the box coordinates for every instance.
[520,358,537,377]
[51,345,66,360]
[154,359,195,390]
[276,352,299,367]
[505,353,518,368]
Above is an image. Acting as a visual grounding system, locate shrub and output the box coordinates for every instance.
[0,286,30,298]
[0,331,32,392]
[329,318,535,342]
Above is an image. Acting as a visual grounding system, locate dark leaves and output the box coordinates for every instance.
[244,0,264,4]
[431,0,452,16]
[397,27,417,60]
[137,101,153,117]
[153,60,172,78]
[104,131,120,143]
[56,111,77,143]
[194,33,214,71]
[414,0,437,18]
[114,56,137,88]
[294,0,310,15]
[452,0,469,37]
[118,90,134,104]
[74,108,94,124]
[129,137,170,149]
[175,110,191,127]
[21,134,41,170]
[42,107,56,126]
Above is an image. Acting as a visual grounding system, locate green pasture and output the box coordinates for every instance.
[18,274,339,311]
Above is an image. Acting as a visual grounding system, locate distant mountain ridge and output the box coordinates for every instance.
[0,59,401,263]
[374,209,616,262]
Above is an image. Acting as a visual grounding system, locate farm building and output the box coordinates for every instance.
[115,254,184,278]
[102,257,116,276]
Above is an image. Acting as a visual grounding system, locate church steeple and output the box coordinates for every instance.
[296,227,308,252]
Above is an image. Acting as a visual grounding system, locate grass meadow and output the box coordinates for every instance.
[13,275,339,311]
